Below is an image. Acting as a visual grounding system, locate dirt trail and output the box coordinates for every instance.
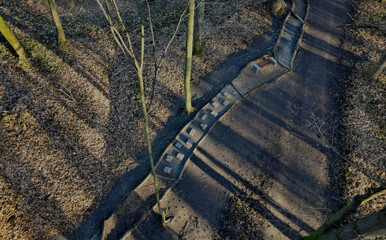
[69,9,283,240]
[130,0,355,239]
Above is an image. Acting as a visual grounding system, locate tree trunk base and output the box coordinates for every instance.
[271,0,287,17]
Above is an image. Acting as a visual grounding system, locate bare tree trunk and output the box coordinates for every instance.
[193,0,204,55]
[0,15,27,60]
[136,27,166,226]
[369,52,386,81]
[48,0,66,44]
[184,0,195,114]
[270,0,286,17]
[303,188,386,240]
[95,0,167,227]
[319,208,386,240]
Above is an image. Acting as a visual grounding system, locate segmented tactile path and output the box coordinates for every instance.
[100,0,314,239]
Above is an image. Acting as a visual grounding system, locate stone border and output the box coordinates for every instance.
[154,84,242,181]
[273,0,310,70]
[290,0,310,69]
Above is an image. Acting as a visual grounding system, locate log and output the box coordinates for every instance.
[336,23,386,30]
[369,52,386,81]
[319,208,386,240]
[303,187,386,240]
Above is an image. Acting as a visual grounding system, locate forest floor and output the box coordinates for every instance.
[338,0,385,221]
[0,0,273,239]
[0,0,384,239]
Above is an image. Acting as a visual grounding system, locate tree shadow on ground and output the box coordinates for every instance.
[131,5,358,235]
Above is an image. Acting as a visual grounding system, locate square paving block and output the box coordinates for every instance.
[200,113,208,121]
[177,152,184,160]
[222,91,230,97]
[175,141,183,149]
[223,100,229,106]
[210,110,218,117]
[187,127,196,136]
[186,138,194,148]
[165,155,173,163]
[163,166,172,174]
[200,123,208,130]
[211,101,219,108]
[253,63,261,73]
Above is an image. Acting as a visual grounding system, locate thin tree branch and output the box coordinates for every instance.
[337,23,386,30]
[141,24,144,70]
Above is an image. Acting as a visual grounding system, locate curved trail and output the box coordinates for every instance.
[70,0,356,239]
[69,5,283,240]
[128,0,355,239]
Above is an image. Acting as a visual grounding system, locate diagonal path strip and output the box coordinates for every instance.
[100,0,314,239]
[127,0,356,239]
[71,0,356,239]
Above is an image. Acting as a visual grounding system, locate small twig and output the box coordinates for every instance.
[346,12,357,23]
[337,23,386,30]
[147,1,191,111]
[57,85,76,102]
[289,105,380,185]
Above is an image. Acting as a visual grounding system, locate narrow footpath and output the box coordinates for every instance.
[69,0,356,239]
[128,0,355,239]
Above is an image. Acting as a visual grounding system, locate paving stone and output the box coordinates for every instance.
[176,152,184,160]
[222,91,230,97]
[163,166,172,174]
[253,64,261,73]
[222,100,229,106]
[210,110,218,117]
[270,56,277,65]
[185,138,194,148]
[165,155,173,163]
[175,141,183,149]
[211,101,219,108]
[232,61,288,95]
[200,113,208,121]
[200,123,208,130]
[187,127,196,136]
[253,57,277,73]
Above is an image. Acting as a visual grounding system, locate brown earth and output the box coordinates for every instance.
[0,0,272,239]
[339,0,385,221]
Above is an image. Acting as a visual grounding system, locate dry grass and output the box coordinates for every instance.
[0,0,272,239]
[340,0,385,221]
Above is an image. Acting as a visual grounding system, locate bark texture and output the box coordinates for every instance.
[193,1,205,55]
[184,0,195,114]
[319,209,386,240]
[48,0,66,44]
[0,15,27,59]
[369,52,386,81]
[303,188,386,240]
[270,0,286,17]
